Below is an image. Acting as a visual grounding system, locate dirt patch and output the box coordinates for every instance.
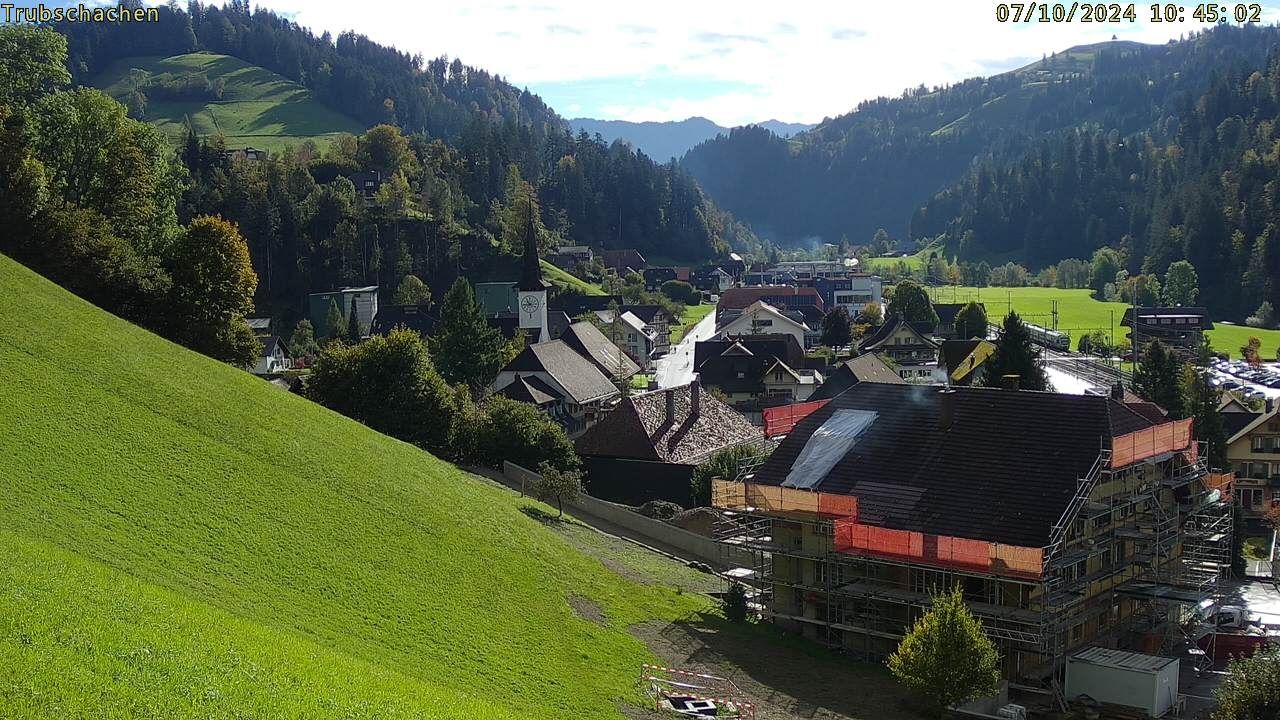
[568,594,607,626]
[630,616,923,720]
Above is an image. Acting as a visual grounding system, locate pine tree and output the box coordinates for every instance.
[820,306,853,349]
[1184,362,1227,469]
[888,585,1000,713]
[344,302,362,344]
[1133,340,1187,418]
[429,277,508,390]
[980,312,1048,391]
[324,298,345,340]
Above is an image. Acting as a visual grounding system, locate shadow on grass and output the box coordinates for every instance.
[520,504,568,525]
[634,610,923,720]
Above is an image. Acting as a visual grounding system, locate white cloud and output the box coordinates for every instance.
[240,0,1280,125]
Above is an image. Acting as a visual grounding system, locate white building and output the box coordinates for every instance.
[715,300,809,349]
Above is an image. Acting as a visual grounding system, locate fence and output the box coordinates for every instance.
[832,520,1043,579]
[762,400,829,437]
[1110,418,1193,468]
[504,462,753,568]
[712,479,858,517]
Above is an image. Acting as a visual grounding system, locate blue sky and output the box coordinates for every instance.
[31,0,1280,124]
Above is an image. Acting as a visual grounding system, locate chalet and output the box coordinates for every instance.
[602,248,646,273]
[492,340,620,437]
[643,267,678,291]
[715,300,809,349]
[807,353,905,401]
[713,383,1232,682]
[351,170,389,201]
[619,311,657,371]
[252,336,291,375]
[1225,399,1280,528]
[308,286,379,338]
[575,382,762,506]
[623,305,674,356]
[718,253,746,280]
[555,245,594,264]
[693,334,806,416]
[693,266,734,294]
[858,313,942,383]
[761,359,824,406]
[1122,307,1213,355]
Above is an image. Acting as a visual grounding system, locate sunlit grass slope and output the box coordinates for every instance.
[0,254,707,718]
[94,52,364,152]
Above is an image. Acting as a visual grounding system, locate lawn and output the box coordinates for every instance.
[93,52,365,153]
[861,239,948,273]
[0,253,711,718]
[923,285,1280,358]
[670,303,714,342]
[541,259,605,296]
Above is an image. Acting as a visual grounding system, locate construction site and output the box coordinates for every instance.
[712,384,1237,711]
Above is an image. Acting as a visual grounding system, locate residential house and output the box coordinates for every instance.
[252,336,291,375]
[619,311,657,371]
[575,382,762,506]
[491,340,620,437]
[717,286,825,322]
[1225,399,1280,529]
[602,248,646,273]
[715,300,809,349]
[308,286,379,338]
[555,245,594,264]
[623,305,674,357]
[693,266,734,294]
[223,147,267,162]
[932,302,987,339]
[1220,395,1260,439]
[718,253,746,280]
[940,338,997,387]
[369,304,435,337]
[559,320,640,383]
[351,170,389,201]
[858,313,942,383]
[712,383,1232,680]
[815,275,883,318]
[808,353,905,401]
[1122,307,1213,356]
[643,267,679,291]
[693,334,806,416]
[761,360,824,406]
[770,260,856,281]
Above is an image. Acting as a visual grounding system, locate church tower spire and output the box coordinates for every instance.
[516,198,550,342]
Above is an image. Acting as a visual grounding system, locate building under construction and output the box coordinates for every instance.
[714,382,1234,687]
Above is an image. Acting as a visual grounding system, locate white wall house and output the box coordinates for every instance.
[715,300,809,348]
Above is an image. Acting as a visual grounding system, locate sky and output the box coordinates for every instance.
[100,0,1280,124]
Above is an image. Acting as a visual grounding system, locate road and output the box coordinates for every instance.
[653,310,717,388]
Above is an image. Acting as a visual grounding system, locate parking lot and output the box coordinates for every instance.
[1207,358,1280,402]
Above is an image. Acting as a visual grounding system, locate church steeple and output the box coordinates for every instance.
[518,198,549,292]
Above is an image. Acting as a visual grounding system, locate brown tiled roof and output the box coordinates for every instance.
[576,383,762,465]
[749,383,1160,547]
[502,340,619,405]
[718,286,825,311]
[809,355,904,401]
[496,375,561,406]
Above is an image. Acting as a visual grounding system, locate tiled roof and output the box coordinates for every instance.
[502,340,619,405]
[496,375,562,406]
[748,383,1159,547]
[576,383,762,464]
[560,321,640,381]
[941,339,996,386]
[859,314,939,352]
[1222,410,1262,439]
[718,286,825,311]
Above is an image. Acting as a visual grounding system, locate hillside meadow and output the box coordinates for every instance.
[94,52,364,152]
[0,253,711,718]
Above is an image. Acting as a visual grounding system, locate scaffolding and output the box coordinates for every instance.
[711,419,1234,688]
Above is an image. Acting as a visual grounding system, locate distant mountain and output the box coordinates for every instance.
[568,116,813,161]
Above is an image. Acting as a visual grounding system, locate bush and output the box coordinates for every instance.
[888,585,1000,713]
[691,444,765,506]
[636,500,683,519]
[473,396,579,472]
[724,583,748,622]
[1212,648,1280,720]
[660,279,699,305]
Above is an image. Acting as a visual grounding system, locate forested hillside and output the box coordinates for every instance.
[681,28,1278,242]
[52,0,754,315]
[568,116,813,162]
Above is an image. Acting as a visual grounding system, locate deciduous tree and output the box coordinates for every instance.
[162,215,260,366]
[1212,648,1280,720]
[534,462,584,517]
[953,301,988,339]
[887,280,938,327]
[1164,260,1199,306]
[392,274,432,306]
[888,585,1000,714]
[820,306,853,349]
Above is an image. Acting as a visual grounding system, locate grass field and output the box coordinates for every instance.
[924,285,1280,358]
[0,253,716,718]
[671,303,714,342]
[862,239,948,273]
[541,259,605,296]
[93,52,365,153]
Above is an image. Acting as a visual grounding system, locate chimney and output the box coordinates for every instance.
[690,380,701,418]
[1001,374,1020,391]
[938,388,956,430]
[665,387,676,424]
[1110,382,1125,401]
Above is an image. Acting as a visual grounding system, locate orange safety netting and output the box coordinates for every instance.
[712,479,858,518]
[762,400,830,437]
[1110,418,1193,468]
[833,518,1043,579]
[1206,472,1234,502]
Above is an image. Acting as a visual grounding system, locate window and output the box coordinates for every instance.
[1239,487,1262,509]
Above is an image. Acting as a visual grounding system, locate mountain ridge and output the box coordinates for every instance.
[569,115,813,161]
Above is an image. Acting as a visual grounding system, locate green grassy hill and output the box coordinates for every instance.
[0,253,707,718]
[93,52,365,152]
[541,259,605,296]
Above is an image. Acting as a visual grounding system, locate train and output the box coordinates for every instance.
[1025,323,1070,351]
